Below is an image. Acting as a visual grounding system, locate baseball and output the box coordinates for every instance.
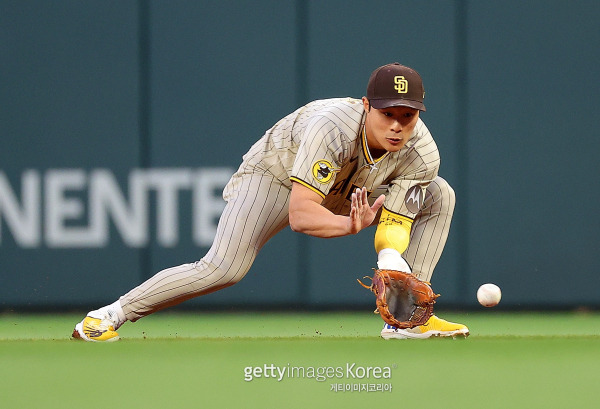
[477,283,501,307]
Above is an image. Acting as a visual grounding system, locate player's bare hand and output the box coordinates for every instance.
[348,187,385,234]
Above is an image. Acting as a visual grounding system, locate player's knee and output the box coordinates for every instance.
[428,177,455,214]
[441,179,455,211]
[195,257,251,289]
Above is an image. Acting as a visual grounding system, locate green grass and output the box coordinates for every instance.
[1,311,599,409]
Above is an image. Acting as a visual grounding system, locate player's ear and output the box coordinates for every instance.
[362,96,371,112]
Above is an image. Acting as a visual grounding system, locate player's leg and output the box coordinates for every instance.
[403,176,455,282]
[381,176,468,339]
[119,173,290,321]
[73,173,290,341]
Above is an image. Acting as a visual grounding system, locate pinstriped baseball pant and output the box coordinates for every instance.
[403,177,455,282]
[119,173,454,322]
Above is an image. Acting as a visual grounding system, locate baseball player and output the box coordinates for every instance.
[72,62,469,341]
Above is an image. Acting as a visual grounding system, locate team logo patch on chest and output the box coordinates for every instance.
[312,160,340,184]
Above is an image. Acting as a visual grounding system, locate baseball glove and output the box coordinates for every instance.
[358,269,439,329]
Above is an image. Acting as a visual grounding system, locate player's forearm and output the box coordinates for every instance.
[289,201,352,238]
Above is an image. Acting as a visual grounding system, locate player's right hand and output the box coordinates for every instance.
[348,187,385,234]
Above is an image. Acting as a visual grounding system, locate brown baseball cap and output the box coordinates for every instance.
[366,62,426,111]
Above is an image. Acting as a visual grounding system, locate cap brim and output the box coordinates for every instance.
[370,98,426,112]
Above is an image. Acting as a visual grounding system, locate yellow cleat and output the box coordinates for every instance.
[381,315,469,339]
[72,315,120,342]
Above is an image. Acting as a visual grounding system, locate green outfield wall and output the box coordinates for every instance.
[1,1,599,310]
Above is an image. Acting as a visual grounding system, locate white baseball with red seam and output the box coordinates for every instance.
[477,283,501,307]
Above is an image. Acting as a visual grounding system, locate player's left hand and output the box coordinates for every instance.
[348,187,385,234]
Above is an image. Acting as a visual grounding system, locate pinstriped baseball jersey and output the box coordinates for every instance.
[236,97,439,220]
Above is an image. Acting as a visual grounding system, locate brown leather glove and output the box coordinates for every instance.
[359,269,440,329]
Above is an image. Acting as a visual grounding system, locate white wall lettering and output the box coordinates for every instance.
[0,168,234,248]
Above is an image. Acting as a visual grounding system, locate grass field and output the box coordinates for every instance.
[1,310,599,408]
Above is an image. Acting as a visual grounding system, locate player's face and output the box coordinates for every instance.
[362,97,420,154]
